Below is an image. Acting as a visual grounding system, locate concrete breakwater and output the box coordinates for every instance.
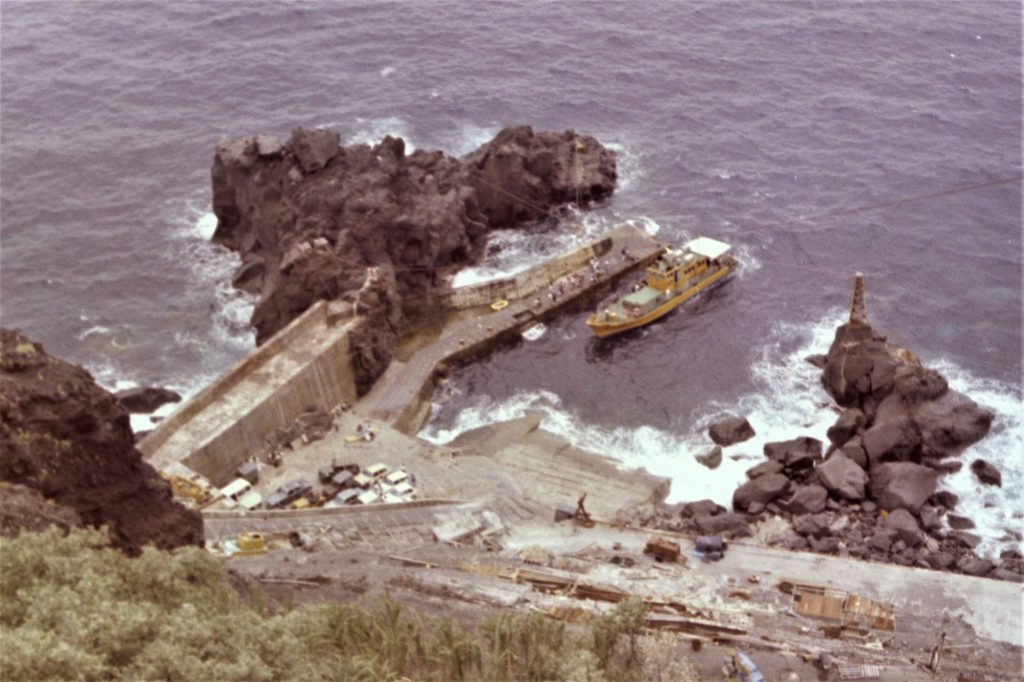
[140,224,663,485]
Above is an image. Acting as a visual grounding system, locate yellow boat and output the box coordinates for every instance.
[586,236,736,337]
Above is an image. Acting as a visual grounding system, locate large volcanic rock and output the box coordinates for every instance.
[0,329,204,555]
[211,125,616,393]
[821,322,992,459]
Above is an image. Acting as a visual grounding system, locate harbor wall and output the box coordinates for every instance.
[140,301,358,486]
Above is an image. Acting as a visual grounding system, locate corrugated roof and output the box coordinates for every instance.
[685,236,731,259]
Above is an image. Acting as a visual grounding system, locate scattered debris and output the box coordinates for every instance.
[575,492,595,528]
[791,583,894,631]
[644,535,682,563]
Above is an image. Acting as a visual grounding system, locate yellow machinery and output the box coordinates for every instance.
[234,532,267,556]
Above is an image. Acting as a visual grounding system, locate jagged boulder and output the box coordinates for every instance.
[708,415,755,446]
[733,473,791,512]
[915,391,993,458]
[786,484,828,515]
[826,408,865,447]
[764,437,822,471]
[114,386,182,414]
[695,512,751,538]
[868,461,938,512]
[695,445,723,469]
[970,459,1002,487]
[816,453,868,501]
[679,499,723,518]
[746,460,784,480]
[0,329,203,555]
[861,416,921,465]
[883,508,924,548]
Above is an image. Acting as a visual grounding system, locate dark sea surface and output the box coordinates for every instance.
[2,1,1020,552]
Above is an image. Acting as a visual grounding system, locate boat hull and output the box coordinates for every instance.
[586,265,733,337]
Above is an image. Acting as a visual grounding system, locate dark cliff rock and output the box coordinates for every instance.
[211,124,616,393]
[0,329,204,555]
[708,415,755,446]
[115,386,182,413]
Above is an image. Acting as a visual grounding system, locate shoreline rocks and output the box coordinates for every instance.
[658,317,1019,583]
[211,124,617,394]
[0,328,203,555]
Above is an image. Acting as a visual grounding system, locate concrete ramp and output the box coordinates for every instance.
[139,301,359,486]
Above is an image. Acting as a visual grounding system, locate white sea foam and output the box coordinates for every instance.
[601,140,642,191]
[422,309,1023,557]
[348,116,417,151]
[448,122,499,156]
[926,359,1023,557]
[422,311,846,507]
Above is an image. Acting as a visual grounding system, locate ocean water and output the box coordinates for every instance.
[2,2,1020,553]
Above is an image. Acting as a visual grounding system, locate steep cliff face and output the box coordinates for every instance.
[211,124,616,392]
[0,329,204,555]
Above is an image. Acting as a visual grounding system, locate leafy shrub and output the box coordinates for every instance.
[1,528,693,681]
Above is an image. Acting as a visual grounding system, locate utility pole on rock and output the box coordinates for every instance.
[848,272,868,327]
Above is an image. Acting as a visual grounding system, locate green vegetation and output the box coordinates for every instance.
[1,528,698,681]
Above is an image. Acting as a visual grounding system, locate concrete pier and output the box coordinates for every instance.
[360,223,664,433]
[139,224,662,483]
[139,301,359,485]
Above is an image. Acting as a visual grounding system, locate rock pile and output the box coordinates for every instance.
[0,329,204,555]
[651,319,1020,582]
[722,320,1019,580]
[211,125,616,394]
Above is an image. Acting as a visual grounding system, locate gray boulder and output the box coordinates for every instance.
[695,445,723,469]
[970,459,1002,487]
[764,437,822,471]
[794,513,830,538]
[883,508,923,548]
[695,512,751,538]
[867,529,896,553]
[679,499,722,518]
[708,415,755,446]
[948,531,982,549]
[289,127,341,174]
[827,408,865,447]
[958,557,994,577]
[947,514,975,530]
[787,484,828,515]
[861,416,921,465]
[732,473,791,512]
[816,453,868,501]
[114,386,182,414]
[914,391,993,457]
[745,460,784,480]
[893,364,948,403]
[868,462,938,512]
[839,435,868,469]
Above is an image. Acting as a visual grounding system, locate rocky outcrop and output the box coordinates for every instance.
[708,415,755,446]
[0,329,203,555]
[716,315,1016,581]
[211,125,616,393]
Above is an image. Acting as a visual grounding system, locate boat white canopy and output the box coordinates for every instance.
[685,236,731,259]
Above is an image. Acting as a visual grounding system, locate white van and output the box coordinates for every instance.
[365,463,389,481]
[219,478,263,511]
[384,470,409,486]
[357,489,381,505]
